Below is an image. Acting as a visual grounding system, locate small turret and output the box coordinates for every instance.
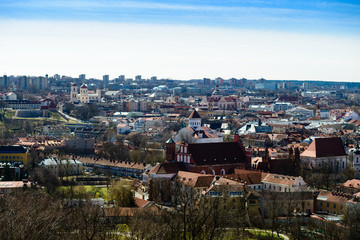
[189,110,201,130]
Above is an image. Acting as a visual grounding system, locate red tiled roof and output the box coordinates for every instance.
[149,162,187,174]
[134,197,150,208]
[317,191,351,204]
[342,179,360,190]
[233,169,268,184]
[301,137,346,158]
[176,171,214,188]
[189,110,201,119]
[188,142,247,166]
[262,173,302,186]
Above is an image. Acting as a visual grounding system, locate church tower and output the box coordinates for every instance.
[208,98,214,117]
[188,110,202,131]
[80,83,89,103]
[96,88,101,103]
[211,78,221,101]
[70,83,78,103]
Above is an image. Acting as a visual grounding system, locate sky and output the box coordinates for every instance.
[0,0,359,81]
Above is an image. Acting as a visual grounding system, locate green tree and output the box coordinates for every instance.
[109,180,135,207]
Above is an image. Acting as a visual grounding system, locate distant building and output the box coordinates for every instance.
[315,191,351,215]
[63,138,95,153]
[4,100,42,110]
[349,144,360,175]
[0,181,32,194]
[173,110,223,143]
[39,157,84,176]
[117,123,130,134]
[70,83,101,103]
[103,75,109,87]
[0,145,28,164]
[166,134,251,175]
[203,78,211,88]
[1,92,17,100]
[301,137,347,172]
[262,173,307,192]
[271,102,293,112]
[79,74,86,80]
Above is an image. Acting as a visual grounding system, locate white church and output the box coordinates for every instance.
[172,110,223,143]
[70,83,101,104]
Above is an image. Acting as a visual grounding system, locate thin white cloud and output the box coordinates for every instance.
[0,20,359,81]
[3,0,350,20]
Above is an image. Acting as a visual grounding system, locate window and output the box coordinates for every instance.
[333,204,336,208]
[327,203,329,207]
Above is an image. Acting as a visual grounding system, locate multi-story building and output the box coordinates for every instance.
[0,145,28,164]
[173,110,223,143]
[262,173,307,192]
[4,100,42,109]
[81,158,152,179]
[70,83,101,103]
[39,157,84,176]
[103,75,109,87]
[301,137,347,173]
[316,191,351,215]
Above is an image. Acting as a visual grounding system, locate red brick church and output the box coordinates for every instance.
[165,133,251,175]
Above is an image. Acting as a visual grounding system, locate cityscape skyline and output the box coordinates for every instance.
[0,0,359,81]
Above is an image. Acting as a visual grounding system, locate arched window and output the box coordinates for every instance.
[200,170,206,175]
[220,169,226,175]
[177,155,180,162]
[211,169,216,175]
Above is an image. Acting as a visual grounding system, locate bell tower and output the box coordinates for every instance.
[188,110,201,130]
[70,83,78,103]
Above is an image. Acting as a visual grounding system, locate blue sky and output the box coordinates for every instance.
[1,0,359,33]
[0,0,359,81]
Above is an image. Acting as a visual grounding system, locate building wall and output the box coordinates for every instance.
[301,156,347,172]
[0,153,28,164]
[316,200,345,215]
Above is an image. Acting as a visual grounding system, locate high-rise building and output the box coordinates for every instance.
[151,76,157,81]
[0,75,8,88]
[135,75,142,81]
[216,77,224,85]
[119,75,125,81]
[203,78,211,88]
[19,76,29,90]
[79,74,86,80]
[103,75,109,87]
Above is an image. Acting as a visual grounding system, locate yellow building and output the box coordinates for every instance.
[316,191,350,215]
[0,146,28,164]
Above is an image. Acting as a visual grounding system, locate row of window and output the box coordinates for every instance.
[319,202,343,210]
[1,156,23,160]
[264,184,290,192]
